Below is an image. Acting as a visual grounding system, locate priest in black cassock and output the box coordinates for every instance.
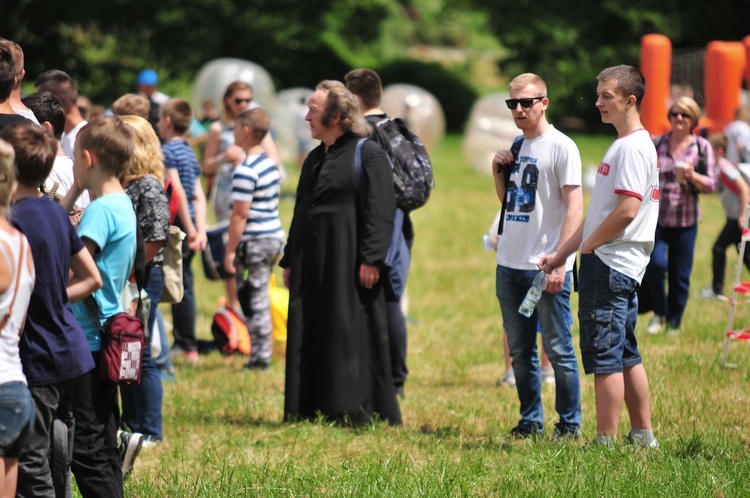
[279,80,401,425]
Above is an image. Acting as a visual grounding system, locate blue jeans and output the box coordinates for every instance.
[153,308,173,372]
[578,254,642,375]
[496,265,581,432]
[641,225,698,328]
[120,265,164,440]
[0,382,35,458]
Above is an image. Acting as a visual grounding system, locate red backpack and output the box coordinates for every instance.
[211,305,251,355]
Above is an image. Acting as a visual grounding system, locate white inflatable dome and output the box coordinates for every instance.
[381,84,445,152]
[271,88,315,166]
[193,58,276,115]
[463,93,518,175]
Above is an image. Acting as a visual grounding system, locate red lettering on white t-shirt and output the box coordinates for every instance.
[650,185,660,201]
[598,163,610,176]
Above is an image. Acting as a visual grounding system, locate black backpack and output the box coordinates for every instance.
[373,117,434,212]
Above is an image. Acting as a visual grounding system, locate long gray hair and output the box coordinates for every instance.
[317,80,370,137]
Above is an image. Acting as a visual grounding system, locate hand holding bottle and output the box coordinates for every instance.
[518,271,548,317]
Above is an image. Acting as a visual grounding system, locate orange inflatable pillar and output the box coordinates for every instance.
[640,34,672,136]
[704,41,746,133]
[744,36,750,95]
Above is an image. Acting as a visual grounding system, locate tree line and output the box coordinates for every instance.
[2,0,747,130]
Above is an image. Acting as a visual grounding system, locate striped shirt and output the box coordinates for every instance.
[231,153,285,241]
[163,138,200,217]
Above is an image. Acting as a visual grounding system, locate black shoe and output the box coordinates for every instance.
[244,361,269,371]
[510,425,543,439]
[119,430,144,477]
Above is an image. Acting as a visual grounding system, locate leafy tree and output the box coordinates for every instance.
[2,0,366,103]
[2,0,499,128]
[471,0,750,130]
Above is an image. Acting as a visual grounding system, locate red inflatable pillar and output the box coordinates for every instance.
[704,41,746,133]
[640,34,672,136]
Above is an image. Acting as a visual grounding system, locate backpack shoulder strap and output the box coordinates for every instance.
[353,137,369,199]
[498,137,524,235]
[510,137,524,162]
[0,233,26,332]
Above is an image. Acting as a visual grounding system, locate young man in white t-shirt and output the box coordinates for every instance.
[21,91,90,210]
[540,65,659,448]
[491,73,583,440]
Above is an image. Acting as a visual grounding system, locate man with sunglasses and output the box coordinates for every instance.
[491,73,583,440]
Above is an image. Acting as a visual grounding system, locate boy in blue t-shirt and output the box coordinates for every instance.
[63,115,137,496]
[2,122,101,498]
[157,98,207,362]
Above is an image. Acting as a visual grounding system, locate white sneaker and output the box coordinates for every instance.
[627,431,659,449]
[496,370,516,387]
[647,315,664,335]
[697,287,720,300]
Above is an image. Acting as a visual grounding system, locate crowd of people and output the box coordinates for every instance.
[0,36,294,497]
[1,32,750,497]
[0,33,419,495]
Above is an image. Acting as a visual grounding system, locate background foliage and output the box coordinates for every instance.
[474,0,750,132]
[2,0,749,130]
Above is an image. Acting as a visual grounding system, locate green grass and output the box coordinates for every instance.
[122,134,750,497]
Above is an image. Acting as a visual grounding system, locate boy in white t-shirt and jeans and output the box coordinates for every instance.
[540,65,659,447]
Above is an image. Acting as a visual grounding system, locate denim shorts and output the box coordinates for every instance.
[578,253,642,375]
[0,382,35,458]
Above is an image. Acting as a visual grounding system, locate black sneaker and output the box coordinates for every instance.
[244,360,269,371]
[119,430,144,477]
[510,425,543,439]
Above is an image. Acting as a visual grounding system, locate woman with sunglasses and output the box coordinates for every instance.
[203,81,255,219]
[202,81,281,311]
[640,96,716,335]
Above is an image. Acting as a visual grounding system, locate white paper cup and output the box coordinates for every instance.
[675,161,690,184]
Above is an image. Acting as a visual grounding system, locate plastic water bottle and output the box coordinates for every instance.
[518,271,548,317]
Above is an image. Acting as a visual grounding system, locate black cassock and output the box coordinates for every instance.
[280,133,402,425]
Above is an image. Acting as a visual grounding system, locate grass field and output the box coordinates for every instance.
[122,133,750,497]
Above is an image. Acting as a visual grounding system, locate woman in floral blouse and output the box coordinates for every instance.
[120,115,170,446]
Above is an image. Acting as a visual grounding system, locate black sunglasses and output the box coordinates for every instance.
[505,96,545,110]
[669,111,692,119]
[234,98,252,105]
